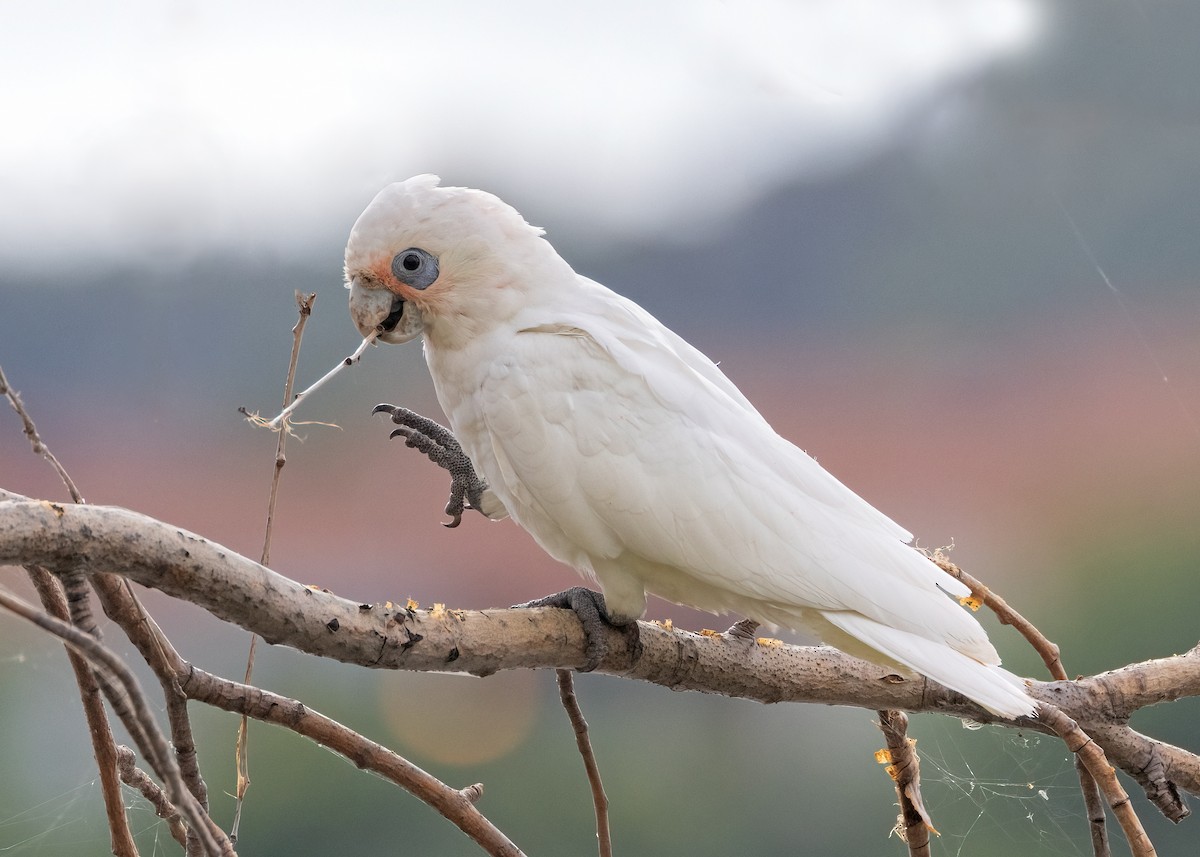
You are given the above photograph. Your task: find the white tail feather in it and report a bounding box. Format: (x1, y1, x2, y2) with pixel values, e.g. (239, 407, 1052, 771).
(823, 612, 1036, 719)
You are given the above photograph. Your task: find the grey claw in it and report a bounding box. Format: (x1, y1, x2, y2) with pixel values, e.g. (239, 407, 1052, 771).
(375, 403, 490, 529)
(515, 587, 642, 670)
(725, 618, 759, 640)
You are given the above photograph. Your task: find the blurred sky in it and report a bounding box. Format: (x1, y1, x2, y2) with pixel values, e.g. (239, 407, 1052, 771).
(3, 2, 1200, 855)
(1, 0, 1039, 266)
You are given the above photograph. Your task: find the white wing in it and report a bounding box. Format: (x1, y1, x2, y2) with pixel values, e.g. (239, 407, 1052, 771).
(473, 279, 994, 659)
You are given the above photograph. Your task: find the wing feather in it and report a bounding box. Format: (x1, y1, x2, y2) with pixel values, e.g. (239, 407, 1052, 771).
(471, 285, 990, 663)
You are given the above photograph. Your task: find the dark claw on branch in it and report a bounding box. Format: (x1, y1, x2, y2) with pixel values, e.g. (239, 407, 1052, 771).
(725, 618, 759, 640)
(514, 586, 643, 671)
(373, 403, 490, 528)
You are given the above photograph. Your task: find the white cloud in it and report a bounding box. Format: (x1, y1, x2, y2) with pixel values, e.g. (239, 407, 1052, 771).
(0, 0, 1041, 269)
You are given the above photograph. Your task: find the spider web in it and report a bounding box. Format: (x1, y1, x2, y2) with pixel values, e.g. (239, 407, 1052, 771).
(0, 777, 176, 855)
(907, 720, 1090, 857)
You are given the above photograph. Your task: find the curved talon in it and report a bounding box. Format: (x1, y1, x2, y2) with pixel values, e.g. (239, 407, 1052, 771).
(443, 492, 467, 528)
(375, 403, 490, 529)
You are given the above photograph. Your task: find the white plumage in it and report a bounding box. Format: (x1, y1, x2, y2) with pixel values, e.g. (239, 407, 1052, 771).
(345, 175, 1034, 719)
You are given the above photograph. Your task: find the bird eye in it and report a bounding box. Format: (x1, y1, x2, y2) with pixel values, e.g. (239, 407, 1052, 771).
(391, 247, 439, 290)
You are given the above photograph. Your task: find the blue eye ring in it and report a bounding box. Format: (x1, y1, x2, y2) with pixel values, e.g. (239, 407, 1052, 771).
(391, 248, 439, 290)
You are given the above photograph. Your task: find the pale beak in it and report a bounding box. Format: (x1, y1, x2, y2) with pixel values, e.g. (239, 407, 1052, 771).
(348, 276, 423, 344)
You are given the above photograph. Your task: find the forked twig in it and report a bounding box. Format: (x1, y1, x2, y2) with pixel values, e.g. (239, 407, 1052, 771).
(1038, 703, 1156, 857)
(556, 670, 612, 857)
(4, 360, 213, 839)
(0, 587, 233, 856)
(25, 567, 139, 857)
(3, 364, 138, 854)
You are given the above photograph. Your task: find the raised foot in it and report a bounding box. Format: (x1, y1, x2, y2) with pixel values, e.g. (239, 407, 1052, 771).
(514, 586, 642, 671)
(373, 404, 489, 528)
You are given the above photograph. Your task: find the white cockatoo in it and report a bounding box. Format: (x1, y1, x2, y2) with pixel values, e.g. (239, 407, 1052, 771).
(345, 175, 1035, 719)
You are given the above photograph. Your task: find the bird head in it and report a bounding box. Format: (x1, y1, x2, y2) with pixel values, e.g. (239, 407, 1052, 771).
(345, 175, 561, 351)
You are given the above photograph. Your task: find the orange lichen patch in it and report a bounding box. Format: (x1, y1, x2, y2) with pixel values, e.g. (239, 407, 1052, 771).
(959, 594, 984, 611)
(431, 602, 466, 621)
(406, 598, 420, 610)
(699, 628, 721, 637)
(756, 637, 784, 648)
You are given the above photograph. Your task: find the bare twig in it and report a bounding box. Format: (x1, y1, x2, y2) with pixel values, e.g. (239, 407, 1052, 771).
(116, 745, 189, 848)
(556, 669, 612, 857)
(0, 363, 84, 503)
(933, 549, 1112, 856)
(259, 292, 315, 567)
(3, 362, 211, 826)
(181, 665, 524, 857)
(1038, 702, 1156, 857)
(233, 291, 317, 841)
(89, 574, 210, 815)
(931, 551, 1063, 684)
(3, 364, 140, 855)
(876, 710, 931, 857)
(26, 567, 139, 857)
(246, 329, 378, 430)
(0, 586, 234, 856)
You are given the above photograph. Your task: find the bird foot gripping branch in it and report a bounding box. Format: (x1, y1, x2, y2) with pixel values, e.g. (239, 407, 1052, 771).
(514, 587, 644, 672)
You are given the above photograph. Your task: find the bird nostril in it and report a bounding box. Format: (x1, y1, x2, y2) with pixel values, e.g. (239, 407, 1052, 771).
(381, 298, 405, 332)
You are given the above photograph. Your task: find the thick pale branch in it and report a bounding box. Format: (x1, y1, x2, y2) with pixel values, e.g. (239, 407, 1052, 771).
(0, 496, 1008, 712)
(2, 495, 1199, 809)
(1076, 648, 1200, 719)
